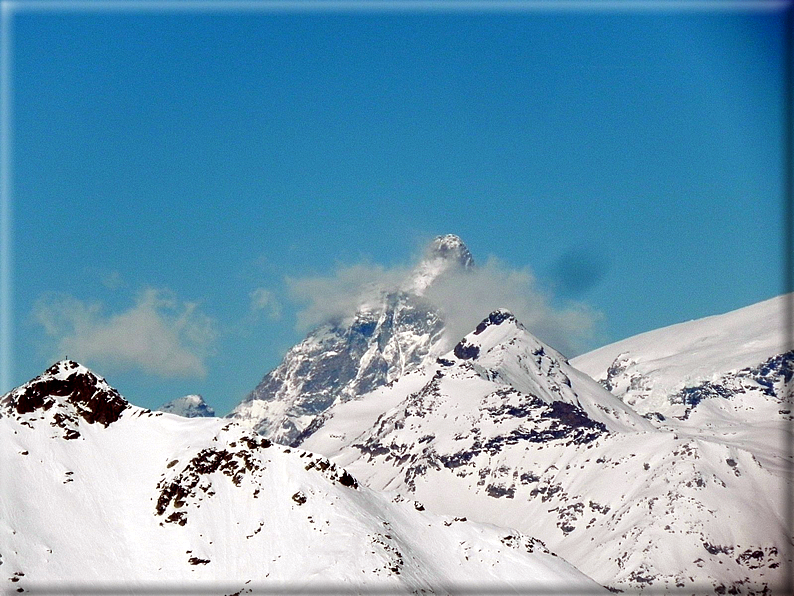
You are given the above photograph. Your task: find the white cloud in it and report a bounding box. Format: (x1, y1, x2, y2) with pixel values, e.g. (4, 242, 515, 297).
(33, 288, 216, 378)
(249, 288, 282, 320)
(284, 255, 601, 357)
(424, 257, 601, 357)
(286, 263, 410, 330)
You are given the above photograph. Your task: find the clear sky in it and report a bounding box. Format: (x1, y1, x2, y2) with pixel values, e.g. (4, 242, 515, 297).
(4, 1, 789, 415)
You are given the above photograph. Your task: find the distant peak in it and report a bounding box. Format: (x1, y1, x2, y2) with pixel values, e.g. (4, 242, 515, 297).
(158, 394, 216, 418)
(425, 234, 474, 269)
(409, 235, 474, 294)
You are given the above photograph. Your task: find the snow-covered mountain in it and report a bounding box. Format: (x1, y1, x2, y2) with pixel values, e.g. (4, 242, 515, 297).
(301, 309, 792, 594)
(0, 360, 607, 593)
(571, 294, 793, 473)
(571, 294, 790, 418)
(158, 394, 216, 418)
(228, 234, 474, 445)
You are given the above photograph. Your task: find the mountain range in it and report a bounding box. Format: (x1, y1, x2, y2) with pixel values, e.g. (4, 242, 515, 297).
(300, 302, 791, 593)
(3, 235, 791, 594)
(0, 360, 604, 593)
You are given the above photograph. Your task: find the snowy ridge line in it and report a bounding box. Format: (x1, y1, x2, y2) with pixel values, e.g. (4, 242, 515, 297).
(1, 583, 683, 595)
(14, 582, 785, 595)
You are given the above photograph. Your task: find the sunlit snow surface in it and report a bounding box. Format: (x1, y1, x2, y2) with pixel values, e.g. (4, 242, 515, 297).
(302, 308, 792, 594)
(0, 361, 605, 594)
(571, 294, 788, 415)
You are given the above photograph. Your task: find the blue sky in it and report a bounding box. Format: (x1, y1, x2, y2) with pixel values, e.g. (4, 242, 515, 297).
(4, 2, 789, 415)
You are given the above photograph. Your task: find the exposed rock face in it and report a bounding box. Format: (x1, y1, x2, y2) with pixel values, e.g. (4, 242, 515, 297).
(158, 394, 216, 418)
(1, 360, 129, 439)
(228, 234, 475, 446)
(666, 350, 794, 420)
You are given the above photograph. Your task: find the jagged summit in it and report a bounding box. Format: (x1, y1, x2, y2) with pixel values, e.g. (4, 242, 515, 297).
(229, 235, 478, 445)
(410, 234, 474, 293)
(1, 360, 129, 438)
(425, 234, 474, 268)
(473, 309, 518, 334)
(158, 394, 216, 418)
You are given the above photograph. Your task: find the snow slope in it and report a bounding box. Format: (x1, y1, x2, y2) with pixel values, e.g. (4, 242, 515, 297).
(571, 294, 790, 415)
(571, 294, 793, 475)
(302, 311, 792, 594)
(1, 360, 605, 594)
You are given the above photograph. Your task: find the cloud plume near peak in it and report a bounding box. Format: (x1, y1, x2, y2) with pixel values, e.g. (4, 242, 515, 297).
(33, 288, 216, 378)
(286, 254, 601, 358)
(286, 262, 411, 331)
(425, 257, 601, 357)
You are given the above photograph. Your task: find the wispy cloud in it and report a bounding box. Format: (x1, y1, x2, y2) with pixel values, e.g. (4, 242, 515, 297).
(286, 262, 410, 330)
(285, 254, 601, 357)
(33, 288, 216, 377)
(101, 270, 125, 290)
(249, 287, 282, 320)
(425, 257, 601, 357)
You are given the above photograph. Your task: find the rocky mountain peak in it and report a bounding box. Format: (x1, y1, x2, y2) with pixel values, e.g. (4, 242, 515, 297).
(158, 394, 216, 418)
(1, 361, 129, 438)
(229, 235, 479, 445)
(425, 234, 474, 268)
(409, 234, 474, 293)
(473, 309, 519, 334)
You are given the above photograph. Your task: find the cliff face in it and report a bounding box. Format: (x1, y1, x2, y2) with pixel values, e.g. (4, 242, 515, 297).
(227, 235, 473, 445)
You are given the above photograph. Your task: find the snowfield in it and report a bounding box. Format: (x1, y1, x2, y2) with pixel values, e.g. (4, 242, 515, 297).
(1, 361, 605, 594)
(571, 294, 789, 416)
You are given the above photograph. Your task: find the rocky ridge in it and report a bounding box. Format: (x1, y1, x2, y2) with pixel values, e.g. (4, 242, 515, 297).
(227, 234, 474, 445)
